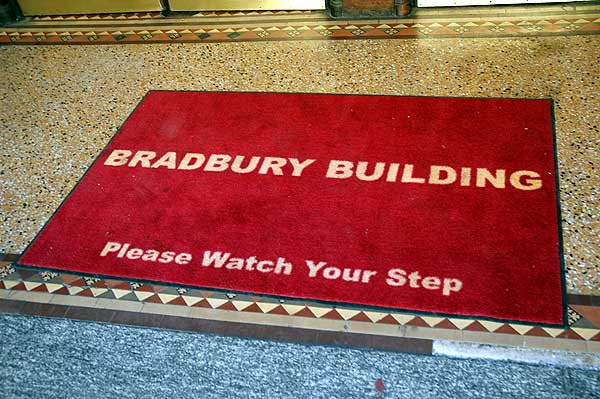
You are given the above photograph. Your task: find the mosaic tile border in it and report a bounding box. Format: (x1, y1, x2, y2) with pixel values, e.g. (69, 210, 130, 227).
(30, 12, 164, 21)
(1, 260, 599, 353)
(29, 10, 315, 21)
(2, 9, 599, 44)
(0, 297, 434, 354)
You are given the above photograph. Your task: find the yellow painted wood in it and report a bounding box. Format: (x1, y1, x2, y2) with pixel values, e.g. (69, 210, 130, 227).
(17, 0, 164, 16)
(169, 0, 326, 11)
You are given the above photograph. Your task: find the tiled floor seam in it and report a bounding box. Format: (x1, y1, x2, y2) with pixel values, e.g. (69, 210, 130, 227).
(1, 12, 599, 43)
(20, 12, 597, 25)
(0, 297, 433, 354)
(4, 18, 600, 29)
(1, 288, 599, 353)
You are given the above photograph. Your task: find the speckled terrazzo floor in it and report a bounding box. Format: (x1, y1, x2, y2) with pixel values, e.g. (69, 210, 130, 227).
(0, 35, 598, 295)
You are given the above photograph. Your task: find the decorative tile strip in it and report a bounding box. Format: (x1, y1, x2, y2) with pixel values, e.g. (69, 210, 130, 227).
(2, 264, 599, 343)
(31, 13, 163, 21)
(1, 17, 598, 44)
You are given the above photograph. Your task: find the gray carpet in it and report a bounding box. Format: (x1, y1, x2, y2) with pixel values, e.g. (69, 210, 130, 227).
(0, 313, 598, 398)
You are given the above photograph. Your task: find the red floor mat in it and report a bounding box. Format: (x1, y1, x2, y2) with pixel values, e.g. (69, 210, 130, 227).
(18, 91, 566, 325)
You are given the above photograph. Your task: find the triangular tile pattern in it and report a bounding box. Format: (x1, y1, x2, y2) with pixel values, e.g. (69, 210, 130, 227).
(0, 17, 598, 44)
(568, 307, 583, 325)
(525, 327, 553, 338)
(32, 12, 162, 21)
(464, 321, 488, 332)
(571, 305, 600, 328)
(2, 265, 600, 343)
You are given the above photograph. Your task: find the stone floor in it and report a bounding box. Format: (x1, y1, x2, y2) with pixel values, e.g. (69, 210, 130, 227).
(1, 313, 599, 399)
(0, 2, 599, 357)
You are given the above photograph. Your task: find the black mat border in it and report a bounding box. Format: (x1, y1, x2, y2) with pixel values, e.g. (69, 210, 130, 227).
(15, 90, 568, 328)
